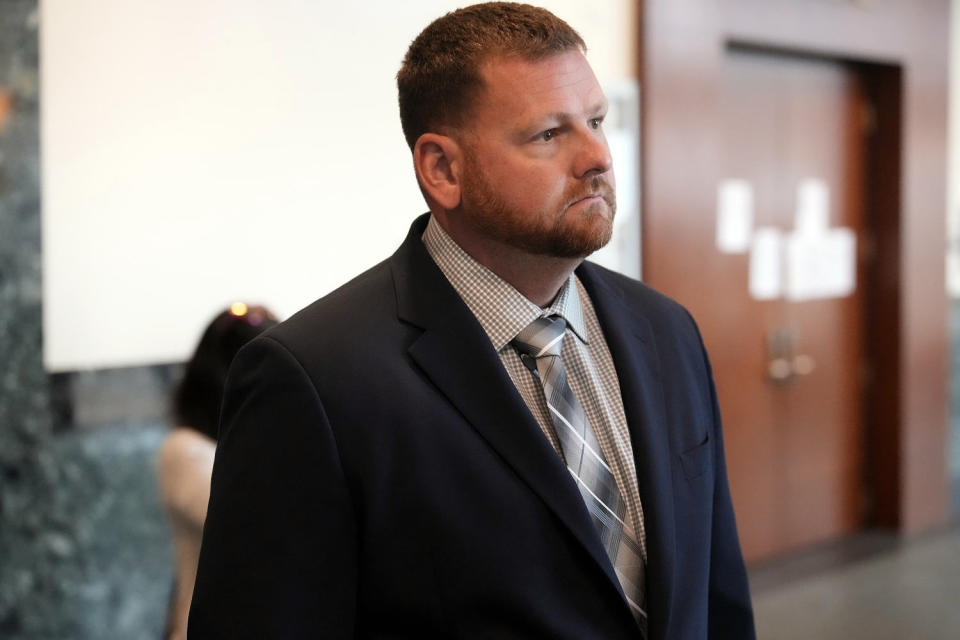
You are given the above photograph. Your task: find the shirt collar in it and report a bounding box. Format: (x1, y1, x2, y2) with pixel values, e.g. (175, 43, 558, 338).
(421, 214, 589, 352)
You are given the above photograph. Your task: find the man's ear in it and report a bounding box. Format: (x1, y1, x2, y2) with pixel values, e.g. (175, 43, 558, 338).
(413, 133, 462, 211)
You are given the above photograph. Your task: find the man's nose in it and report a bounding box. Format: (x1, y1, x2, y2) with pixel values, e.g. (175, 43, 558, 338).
(573, 129, 613, 179)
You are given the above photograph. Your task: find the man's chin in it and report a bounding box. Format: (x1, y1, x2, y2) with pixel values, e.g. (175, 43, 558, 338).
(543, 216, 614, 259)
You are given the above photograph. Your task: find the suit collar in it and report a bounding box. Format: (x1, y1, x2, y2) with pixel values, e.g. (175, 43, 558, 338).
(390, 215, 461, 331)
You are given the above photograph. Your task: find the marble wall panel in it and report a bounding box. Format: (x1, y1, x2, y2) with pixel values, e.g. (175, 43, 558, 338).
(1, 3, 174, 637)
(0, 1, 54, 635)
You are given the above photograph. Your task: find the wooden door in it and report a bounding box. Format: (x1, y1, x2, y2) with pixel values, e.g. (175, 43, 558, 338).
(707, 49, 869, 561)
(641, 0, 950, 542)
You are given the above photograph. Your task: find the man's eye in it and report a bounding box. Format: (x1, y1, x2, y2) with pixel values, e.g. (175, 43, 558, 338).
(589, 117, 603, 130)
(540, 129, 556, 142)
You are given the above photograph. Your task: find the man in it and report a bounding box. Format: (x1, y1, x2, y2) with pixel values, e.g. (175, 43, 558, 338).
(189, 3, 755, 639)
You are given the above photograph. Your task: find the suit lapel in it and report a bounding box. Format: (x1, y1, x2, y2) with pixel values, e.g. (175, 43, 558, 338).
(577, 262, 678, 635)
(390, 216, 627, 606)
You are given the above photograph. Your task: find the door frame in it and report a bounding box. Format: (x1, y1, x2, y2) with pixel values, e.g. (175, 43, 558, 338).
(639, 0, 950, 534)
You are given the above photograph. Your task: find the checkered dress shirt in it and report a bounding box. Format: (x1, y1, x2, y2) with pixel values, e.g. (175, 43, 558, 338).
(421, 215, 647, 562)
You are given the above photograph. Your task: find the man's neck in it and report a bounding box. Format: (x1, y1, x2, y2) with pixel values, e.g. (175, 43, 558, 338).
(473, 245, 579, 308)
(435, 215, 582, 308)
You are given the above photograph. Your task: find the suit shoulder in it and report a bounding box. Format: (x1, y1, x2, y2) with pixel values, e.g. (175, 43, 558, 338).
(580, 261, 695, 326)
(264, 258, 395, 349)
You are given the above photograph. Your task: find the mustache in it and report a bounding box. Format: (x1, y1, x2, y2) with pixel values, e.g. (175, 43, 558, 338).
(565, 176, 616, 209)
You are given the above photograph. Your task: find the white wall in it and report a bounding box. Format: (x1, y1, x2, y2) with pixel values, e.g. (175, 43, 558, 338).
(41, 0, 637, 371)
(949, 0, 960, 297)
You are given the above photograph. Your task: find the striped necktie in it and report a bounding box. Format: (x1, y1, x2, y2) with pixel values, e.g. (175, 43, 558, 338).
(513, 315, 647, 634)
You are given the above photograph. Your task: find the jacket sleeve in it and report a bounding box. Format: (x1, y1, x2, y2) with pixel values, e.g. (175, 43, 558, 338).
(699, 333, 757, 639)
(188, 335, 358, 638)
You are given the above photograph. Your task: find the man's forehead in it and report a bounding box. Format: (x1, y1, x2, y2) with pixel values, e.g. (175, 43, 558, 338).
(479, 50, 592, 81)
(476, 51, 606, 112)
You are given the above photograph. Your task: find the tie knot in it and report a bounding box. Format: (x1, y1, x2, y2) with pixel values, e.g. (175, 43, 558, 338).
(512, 315, 567, 364)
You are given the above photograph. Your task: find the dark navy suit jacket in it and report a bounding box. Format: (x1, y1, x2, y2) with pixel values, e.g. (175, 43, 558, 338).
(189, 215, 755, 639)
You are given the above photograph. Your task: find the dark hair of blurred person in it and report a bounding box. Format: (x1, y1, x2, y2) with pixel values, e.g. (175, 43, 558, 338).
(173, 304, 278, 441)
(157, 303, 278, 640)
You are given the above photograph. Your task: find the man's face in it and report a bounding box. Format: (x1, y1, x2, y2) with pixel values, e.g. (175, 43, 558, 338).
(456, 50, 616, 259)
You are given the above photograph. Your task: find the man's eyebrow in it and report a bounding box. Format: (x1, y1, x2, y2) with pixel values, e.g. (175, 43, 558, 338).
(541, 102, 609, 123)
(588, 100, 610, 116)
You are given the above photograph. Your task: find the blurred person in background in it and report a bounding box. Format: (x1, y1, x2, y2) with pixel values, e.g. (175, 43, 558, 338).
(156, 303, 278, 640)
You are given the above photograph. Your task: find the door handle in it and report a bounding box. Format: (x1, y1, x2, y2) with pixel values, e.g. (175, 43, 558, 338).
(767, 329, 795, 384)
(792, 354, 816, 376)
(766, 329, 815, 384)
(768, 357, 793, 381)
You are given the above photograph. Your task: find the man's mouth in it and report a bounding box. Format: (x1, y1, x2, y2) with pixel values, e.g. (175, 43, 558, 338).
(569, 189, 613, 208)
